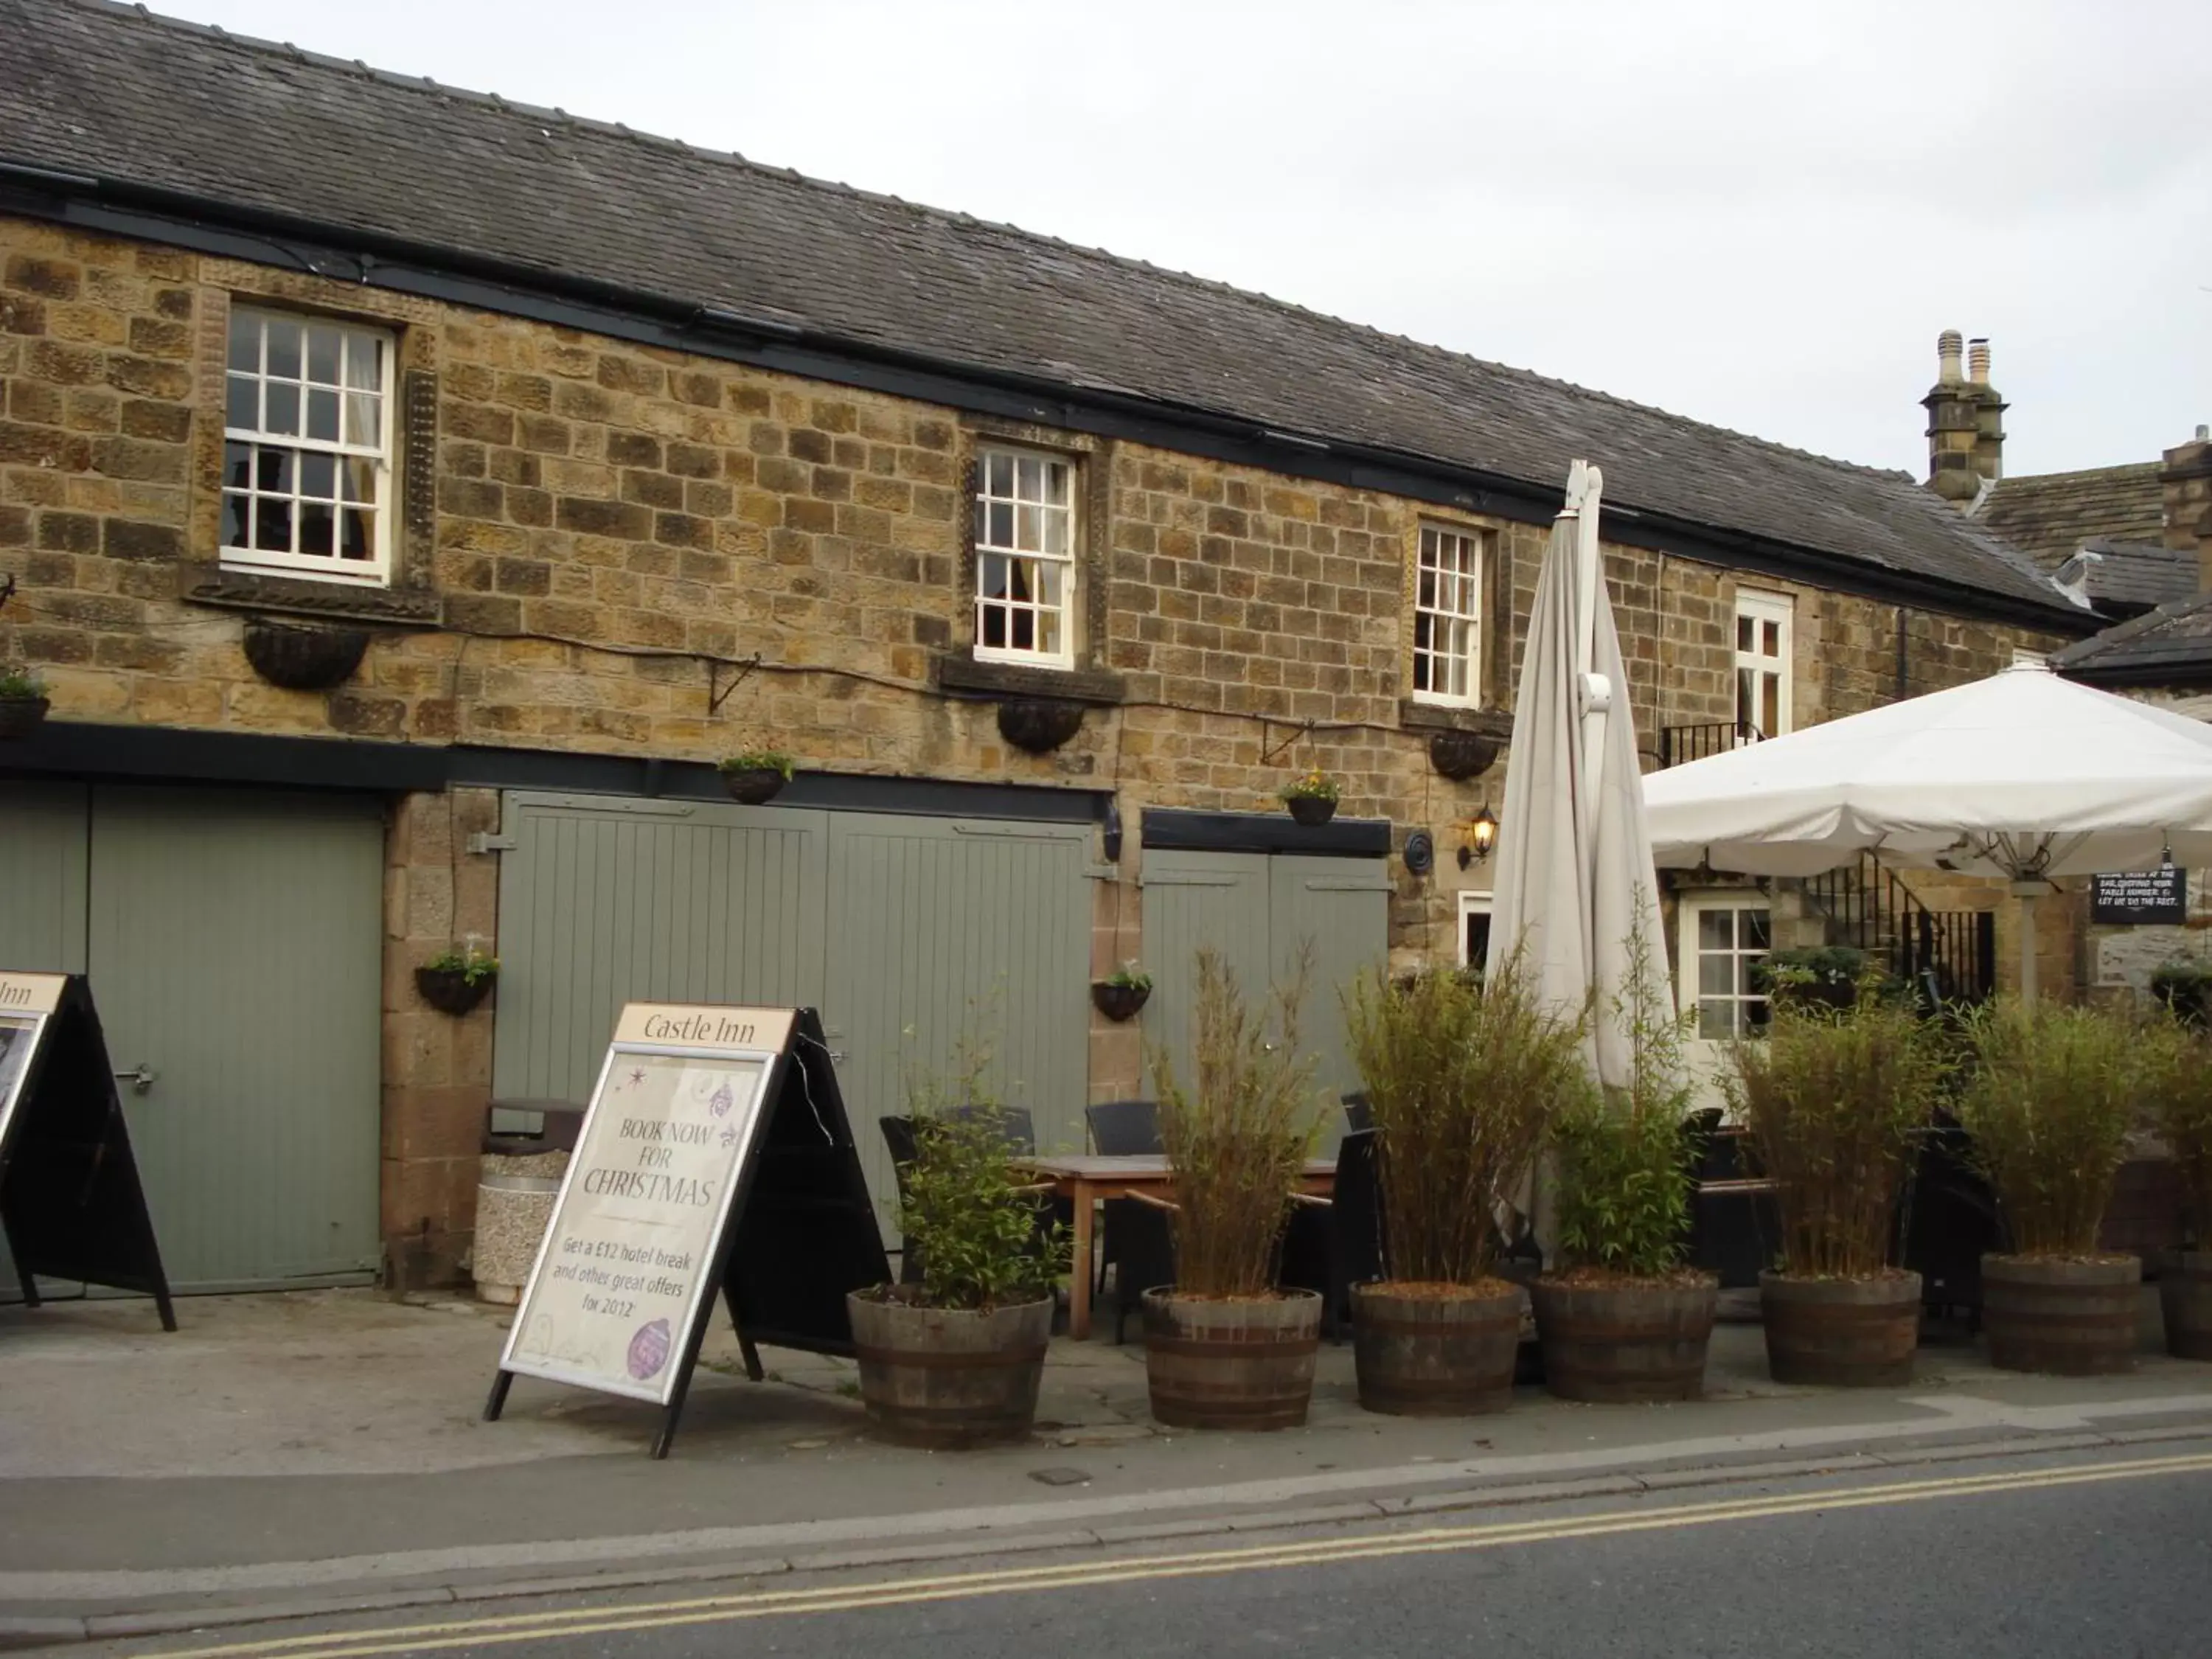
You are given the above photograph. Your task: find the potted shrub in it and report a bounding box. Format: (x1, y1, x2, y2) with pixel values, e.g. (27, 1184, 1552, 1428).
(1280, 768, 1339, 827)
(1957, 998, 2143, 1374)
(1091, 961, 1152, 1023)
(0, 667, 51, 742)
(1342, 956, 1585, 1414)
(847, 1062, 1068, 1448)
(1729, 976, 1947, 1385)
(1753, 945, 1896, 1012)
(1534, 936, 1717, 1402)
(415, 939, 498, 1015)
(718, 749, 795, 805)
(1143, 947, 1325, 1430)
(2138, 1016, 2212, 1360)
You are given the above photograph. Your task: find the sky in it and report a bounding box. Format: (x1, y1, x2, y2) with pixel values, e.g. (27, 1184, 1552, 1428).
(162, 0, 2211, 480)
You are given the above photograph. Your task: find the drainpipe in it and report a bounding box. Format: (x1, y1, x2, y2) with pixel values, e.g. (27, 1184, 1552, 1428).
(1893, 608, 1910, 700)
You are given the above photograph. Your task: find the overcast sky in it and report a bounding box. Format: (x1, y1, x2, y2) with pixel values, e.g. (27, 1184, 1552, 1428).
(168, 1, 2209, 480)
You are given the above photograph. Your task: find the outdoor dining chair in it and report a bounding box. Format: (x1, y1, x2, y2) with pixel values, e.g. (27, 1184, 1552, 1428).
(1279, 1127, 1385, 1342)
(1084, 1099, 1170, 1343)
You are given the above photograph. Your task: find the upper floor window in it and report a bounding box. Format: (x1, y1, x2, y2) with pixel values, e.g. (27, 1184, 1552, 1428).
(1734, 589, 1792, 738)
(222, 308, 394, 585)
(1413, 525, 1484, 706)
(973, 447, 1075, 667)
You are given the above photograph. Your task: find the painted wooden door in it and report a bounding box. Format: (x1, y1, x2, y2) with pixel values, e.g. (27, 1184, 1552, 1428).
(1270, 855, 1396, 1113)
(1, 785, 383, 1293)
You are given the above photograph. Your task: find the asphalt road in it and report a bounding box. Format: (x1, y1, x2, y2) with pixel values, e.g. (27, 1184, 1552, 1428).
(122, 1444, 2212, 1659)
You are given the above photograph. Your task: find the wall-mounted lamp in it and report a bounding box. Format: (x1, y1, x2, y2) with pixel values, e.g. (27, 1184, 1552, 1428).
(1457, 804, 1499, 869)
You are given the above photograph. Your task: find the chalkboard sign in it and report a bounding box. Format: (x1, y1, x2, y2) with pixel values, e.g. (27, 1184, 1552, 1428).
(2091, 866, 2188, 925)
(0, 970, 175, 1329)
(484, 1003, 888, 1457)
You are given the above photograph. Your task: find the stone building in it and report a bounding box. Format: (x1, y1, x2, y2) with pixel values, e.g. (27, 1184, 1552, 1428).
(0, 0, 2085, 1290)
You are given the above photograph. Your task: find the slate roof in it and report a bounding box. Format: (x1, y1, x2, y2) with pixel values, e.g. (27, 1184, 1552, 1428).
(0, 0, 2078, 619)
(2056, 538, 2197, 614)
(2056, 589, 2212, 684)
(1972, 463, 2167, 568)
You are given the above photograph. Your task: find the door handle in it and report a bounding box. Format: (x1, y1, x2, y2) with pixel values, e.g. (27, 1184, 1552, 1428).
(827, 1051, 848, 1064)
(115, 1064, 156, 1094)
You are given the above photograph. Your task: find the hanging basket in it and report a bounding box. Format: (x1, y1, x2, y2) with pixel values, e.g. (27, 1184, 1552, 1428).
(1091, 980, 1152, 1023)
(720, 768, 787, 805)
(1285, 795, 1337, 827)
(415, 965, 495, 1016)
(0, 695, 51, 742)
(996, 698, 1087, 754)
(242, 618, 372, 691)
(1427, 729, 1498, 782)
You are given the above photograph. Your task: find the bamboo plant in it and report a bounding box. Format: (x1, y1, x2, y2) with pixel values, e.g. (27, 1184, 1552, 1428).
(1147, 947, 1323, 1298)
(2135, 1014, 2212, 1251)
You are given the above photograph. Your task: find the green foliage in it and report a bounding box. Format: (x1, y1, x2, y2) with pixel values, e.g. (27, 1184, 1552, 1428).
(0, 667, 47, 700)
(1150, 946, 1324, 1298)
(1753, 946, 1903, 1011)
(718, 749, 796, 779)
(1550, 922, 1697, 1279)
(1101, 961, 1153, 992)
(425, 942, 498, 985)
(2135, 1015, 2212, 1249)
(1344, 953, 1590, 1284)
(900, 1032, 1068, 1312)
(1280, 767, 1340, 803)
(1729, 992, 1947, 1277)
(1956, 997, 2141, 1257)
(2149, 960, 2212, 1031)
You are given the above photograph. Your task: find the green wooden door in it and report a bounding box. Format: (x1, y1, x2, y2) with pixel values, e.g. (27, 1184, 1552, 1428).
(825, 814, 1093, 1234)
(1270, 855, 1396, 1112)
(1137, 849, 1272, 1107)
(490, 793, 830, 1104)
(87, 787, 384, 1290)
(1, 785, 383, 1294)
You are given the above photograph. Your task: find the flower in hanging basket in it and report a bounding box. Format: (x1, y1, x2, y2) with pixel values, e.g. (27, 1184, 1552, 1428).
(1281, 768, 1340, 826)
(416, 942, 499, 1015)
(1091, 961, 1154, 1022)
(0, 667, 51, 742)
(718, 748, 796, 804)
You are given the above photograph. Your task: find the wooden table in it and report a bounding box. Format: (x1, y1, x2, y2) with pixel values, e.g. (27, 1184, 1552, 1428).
(1016, 1154, 1337, 1340)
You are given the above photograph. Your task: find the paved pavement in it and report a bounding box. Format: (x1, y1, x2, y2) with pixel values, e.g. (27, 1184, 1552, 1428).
(1, 1287, 2209, 1646)
(59, 1440, 2212, 1658)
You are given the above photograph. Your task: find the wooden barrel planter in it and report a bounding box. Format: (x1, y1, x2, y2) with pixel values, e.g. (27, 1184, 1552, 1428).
(1142, 1287, 1321, 1430)
(1529, 1274, 1717, 1403)
(2159, 1251, 2212, 1362)
(1759, 1270, 1921, 1387)
(1352, 1280, 1521, 1416)
(1981, 1253, 2139, 1375)
(846, 1290, 1053, 1448)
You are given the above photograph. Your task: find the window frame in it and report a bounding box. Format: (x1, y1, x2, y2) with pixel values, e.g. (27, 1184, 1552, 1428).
(1733, 588, 1794, 739)
(1411, 523, 1486, 709)
(970, 442, 1079, 671)
(1456, 890, 1493, 973)
(220, 305, 397, 588)
(1675, 892, 1773, 1042)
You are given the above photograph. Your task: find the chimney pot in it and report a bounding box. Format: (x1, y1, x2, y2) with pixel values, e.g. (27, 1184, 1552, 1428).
(2199, 424, 2209, 442)
(1937, 330, 1964, 383)
(1968, 338, 1992, 386)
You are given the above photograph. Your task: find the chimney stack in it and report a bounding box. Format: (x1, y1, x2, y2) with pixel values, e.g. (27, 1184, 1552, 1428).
(2162, 425, 2212, 591)
(1923, 330, 1980, 504)
(1967, 337, 2005, 484)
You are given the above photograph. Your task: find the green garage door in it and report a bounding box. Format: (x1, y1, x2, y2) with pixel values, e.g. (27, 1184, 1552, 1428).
(1140, 849, 1392, 1133)
(492, 793, 1093, 1235)
(0, 784, 384, 1295)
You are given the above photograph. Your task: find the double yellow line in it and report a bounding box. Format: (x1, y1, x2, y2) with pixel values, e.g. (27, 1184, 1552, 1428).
(153, 1450, 2212, 1658)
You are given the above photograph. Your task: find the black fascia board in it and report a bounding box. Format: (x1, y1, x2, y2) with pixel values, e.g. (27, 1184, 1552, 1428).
(0, 162, 2089, 636)
(1141, 807, 1391, 858)
(1, 720, 448, 790)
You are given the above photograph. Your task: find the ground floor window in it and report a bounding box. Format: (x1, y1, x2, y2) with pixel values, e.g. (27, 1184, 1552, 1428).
(1458, 890, 1492, 972)
(1677, 895, 1771, 1038)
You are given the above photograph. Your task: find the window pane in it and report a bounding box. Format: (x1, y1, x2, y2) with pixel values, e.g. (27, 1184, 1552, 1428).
(1007, 558, 1034, 604)
(1763, 619, 1780, 656)
(979, 604, 1006, 649)
(987, 451, 1012, 496)
(1037, 563, 1062, 607)
(341, 459, 375, 504)
(307, 325, 341, 386)
(1036, 609, 1061, 655)
(343, 333, 381, 392)
(978, 554, 1007, 600)
(1699, 999, 1735, 1040)
(253, 448, 294, 493)
(341, 507, 374, 561)
(1043, 461, 1071, 507)
(226, 374, 258, 431)
(1737, 614, 1753, 652)
(1412, 647, 1432, 693)
(1762, 675, 1779, 737)
(307, 388, 340, 443)
(265, 319, 302, 380)
(265, 382, 299, 438)
(221, 491, 249, 548)
(1418, 568, 1436, 608)
(298, 500, 335, 557)
(254, 495, 293, 552)
(1743, 909, 1772, 949)
(987, 501, 1013, 549)
(1042, 506, 1068, 555)
(1011, 607, 1035, 651)
(300, 453, 336, 500)
(1699, 954, 1735, 997)
(1698, 909, 1733, 950)
(344, 392, 380, 448)
(1737, 669, 1755, 728)
(223, 440, 253, 490)
(1015, 455, 1043, 500)
(1015, 504, 1040, 552)
(227, 312, 260, 372)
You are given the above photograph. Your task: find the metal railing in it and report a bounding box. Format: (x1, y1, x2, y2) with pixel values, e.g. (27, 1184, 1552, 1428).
(1657, 720, 1762, 769)
(1804, 853, 1996, 1006)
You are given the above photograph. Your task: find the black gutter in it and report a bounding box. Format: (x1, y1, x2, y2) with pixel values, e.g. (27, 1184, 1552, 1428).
(0, 161, 2090, 636)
